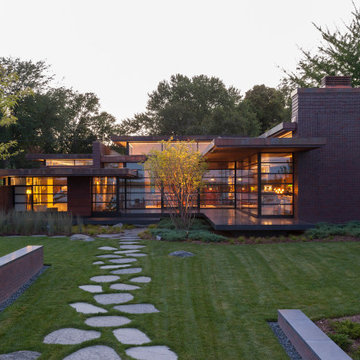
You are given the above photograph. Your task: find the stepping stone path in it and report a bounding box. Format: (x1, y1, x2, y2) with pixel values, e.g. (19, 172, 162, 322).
(130, 276, 151, 283)
(100, 264, 131, 269)
(94, 293, 134, 305)
(43, 328, 100, 344)
(79, 285, 103, 293)
(111, 267, 142, 274)
(92, 261, 104, 265)
(85, 315, 131, 327)
(98, 246, 118, 250)
(113, 328, 151, 345)
(90, 275, 119, 283)
(0, 351, 41, 360)
(126, 345, 178, 360)
(120, 245, 145, 249)
(109, 258, 137, 264)
(110, 283, 140, 291)
(41, 228, 178, 359)
(114, 304, 159, 314)
(63, 345, 121, 360)
(70, 302, 107, 314)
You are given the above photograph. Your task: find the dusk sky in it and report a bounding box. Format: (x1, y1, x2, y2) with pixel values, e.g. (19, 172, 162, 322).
(1, 0, 355, 122)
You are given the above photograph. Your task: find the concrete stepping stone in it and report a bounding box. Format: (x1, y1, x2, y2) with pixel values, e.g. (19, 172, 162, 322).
(96, 254, 122, 258)
(130, 276, 151, 283)
(128, 253, 147, 257)
(70, 302, 107, 314)
(90, 275, 120, 283)
(113, 328, 151, 345)
(118, 241, 140, 244)
(93, 261, 104, 265)
(100, 264, 131, 269)
(79, 285, 103, 293)
(114, 304, 159, 314)
(70, 234, 94, 242)
(110, 283, 140, 291)
(126, 346, 177, 360)
(109, 258, 137, 264)
(114, 250, 140, 254)
(94, 293, 134, 305)
(43, 328, 100, 344)
(85, 315, 131, 327)
(97, 234, 122, 238)
(120, 245, 145, 249)
(98, 246, 118, 251)
(63, 345, 121, 360)
(111, 268, 142, 275)
(0, 351, 41, 360)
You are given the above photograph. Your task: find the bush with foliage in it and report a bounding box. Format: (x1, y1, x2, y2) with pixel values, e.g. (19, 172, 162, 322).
(332, 320, 360, 340)
(329, 333, 352, 351)
(306, 221, 360, 239)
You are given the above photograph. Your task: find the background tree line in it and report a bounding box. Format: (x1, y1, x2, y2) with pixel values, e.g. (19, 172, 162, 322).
(1, 3, 359, 167)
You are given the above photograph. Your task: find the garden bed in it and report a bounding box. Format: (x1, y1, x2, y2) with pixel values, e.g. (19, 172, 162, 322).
(316, 315, 360, 359)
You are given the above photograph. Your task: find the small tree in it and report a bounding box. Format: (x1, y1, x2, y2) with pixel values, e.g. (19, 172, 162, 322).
(144, 139, 207, 230)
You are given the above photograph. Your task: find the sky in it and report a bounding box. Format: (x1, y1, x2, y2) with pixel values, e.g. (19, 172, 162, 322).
(1, 0, 356, 123)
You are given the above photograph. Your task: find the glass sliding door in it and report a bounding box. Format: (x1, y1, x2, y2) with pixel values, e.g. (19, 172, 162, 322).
(260, 153, 293, 216)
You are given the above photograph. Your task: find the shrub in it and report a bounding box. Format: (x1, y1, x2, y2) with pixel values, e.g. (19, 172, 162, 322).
(332, 320, 360, 339)
(188, 230, 227, 242)
(329, 333, 352, 351)
(237, 236, 246, 243)
(306, 221, 360, 239)
(150, 228, 187, 241)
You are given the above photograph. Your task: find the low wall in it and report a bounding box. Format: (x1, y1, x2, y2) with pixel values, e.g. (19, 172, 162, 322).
(0, 246, 44, 305)
(278, 309, 351, 360)
(0, 186, 14, 212)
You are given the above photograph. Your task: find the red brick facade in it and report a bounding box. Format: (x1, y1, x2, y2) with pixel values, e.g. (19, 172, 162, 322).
(67, 176, 92, 216)
(0, 246, 43, 305)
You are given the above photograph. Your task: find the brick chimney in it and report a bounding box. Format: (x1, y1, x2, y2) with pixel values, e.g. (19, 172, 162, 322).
(321, 75, 352, 88)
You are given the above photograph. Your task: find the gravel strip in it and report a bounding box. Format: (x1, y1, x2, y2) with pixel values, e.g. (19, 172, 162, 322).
(268, 322, 302, 360)
(0, 266, 49, 313)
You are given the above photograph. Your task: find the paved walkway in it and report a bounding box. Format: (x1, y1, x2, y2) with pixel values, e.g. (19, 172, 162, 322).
(44, 228, 177, 360)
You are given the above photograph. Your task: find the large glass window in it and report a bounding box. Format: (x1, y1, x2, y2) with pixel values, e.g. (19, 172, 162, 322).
(13, 177, 68, 212)
(126, 163, 161, 209)
(260, 153, 293, 216)
(46, 159, 93, 166)
(200, 162, 235, 208)
(236, 155, 258, 215)
(92, 177, 120, 212)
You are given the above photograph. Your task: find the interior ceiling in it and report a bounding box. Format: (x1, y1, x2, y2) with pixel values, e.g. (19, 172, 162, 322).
(204, 147, 310, 161)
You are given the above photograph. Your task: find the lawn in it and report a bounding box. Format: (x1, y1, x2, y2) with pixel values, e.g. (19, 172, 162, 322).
(1, 236, 360, 359)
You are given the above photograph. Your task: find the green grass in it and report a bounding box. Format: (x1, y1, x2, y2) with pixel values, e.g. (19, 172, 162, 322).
(1, 238, 360, 359)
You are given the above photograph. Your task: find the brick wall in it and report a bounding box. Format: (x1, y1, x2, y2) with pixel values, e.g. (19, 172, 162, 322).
(0, 247, 43, 305)
(293, 88, 360, 223)
(67, 177, 92, 216)
(0, 186, 14, 212)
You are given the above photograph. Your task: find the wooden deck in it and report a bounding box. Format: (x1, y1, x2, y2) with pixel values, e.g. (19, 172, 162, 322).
(200, 209, 314, 231)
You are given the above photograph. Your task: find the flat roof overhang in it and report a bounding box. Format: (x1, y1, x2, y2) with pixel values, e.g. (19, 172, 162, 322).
(0, 168, 138, 178)
(26, 154, 93, 161)
(202, 137, 326, 161)
(111, 135, 216, 147)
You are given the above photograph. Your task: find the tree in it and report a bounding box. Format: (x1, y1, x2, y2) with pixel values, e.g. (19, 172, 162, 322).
(0, 66, 30, 160)
(144, 139, 207, 230)
(282, 2, 360, 89)
(243, 85, 290, 133)
(119, 74, 260, 136)
(0, 58, 119, 167)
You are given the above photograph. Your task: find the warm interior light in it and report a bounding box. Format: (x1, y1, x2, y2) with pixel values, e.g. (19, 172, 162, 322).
(264, 185, 272, 192)
(274, 187, 285, 194)
(26, 189, 32, 195)
(210, 178, 215, 181)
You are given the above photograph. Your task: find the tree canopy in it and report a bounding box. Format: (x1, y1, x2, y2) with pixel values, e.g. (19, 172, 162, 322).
(0, 57, 120, 167)
(282, 3, 360, 89)
(118, 74, 261, 137)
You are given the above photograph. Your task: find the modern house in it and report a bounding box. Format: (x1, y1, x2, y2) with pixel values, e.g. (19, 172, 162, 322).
(0, 76, 359, 230)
